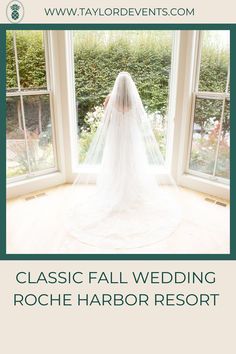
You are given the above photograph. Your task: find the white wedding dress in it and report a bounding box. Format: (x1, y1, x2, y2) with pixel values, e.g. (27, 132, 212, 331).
(66, 72, 181, 248)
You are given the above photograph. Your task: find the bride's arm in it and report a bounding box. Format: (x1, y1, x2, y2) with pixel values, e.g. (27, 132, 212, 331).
(103, 94, 111, 108)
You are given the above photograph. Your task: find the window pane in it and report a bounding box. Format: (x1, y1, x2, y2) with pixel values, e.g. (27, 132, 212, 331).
(6, 31, 18, 91)
(198, 31, 230, 92)
(7, 96, 29, 178)
(16, 31, 47, 90)
(73, 30, 173, 162)
(215, 99, 230, 179)
(189, 98, 223, 175)
(23, 95, 55, 173)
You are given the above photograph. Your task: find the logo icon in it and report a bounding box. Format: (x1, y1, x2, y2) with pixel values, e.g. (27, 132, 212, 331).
(6, 1, 24, 23)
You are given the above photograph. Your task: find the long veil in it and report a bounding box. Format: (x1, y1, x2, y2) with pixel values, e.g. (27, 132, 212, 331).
(66, 72, 181, 249)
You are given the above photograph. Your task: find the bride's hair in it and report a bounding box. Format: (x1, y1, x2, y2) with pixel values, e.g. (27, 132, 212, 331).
(112, 72, 132, 112)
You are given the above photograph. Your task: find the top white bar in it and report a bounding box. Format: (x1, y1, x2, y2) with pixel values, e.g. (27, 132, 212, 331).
(0, 0, 236, 24)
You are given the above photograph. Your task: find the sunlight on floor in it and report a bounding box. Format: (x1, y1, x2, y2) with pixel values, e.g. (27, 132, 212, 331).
(7, 184, 230, 254)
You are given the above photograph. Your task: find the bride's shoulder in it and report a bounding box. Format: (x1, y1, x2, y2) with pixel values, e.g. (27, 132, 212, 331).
(103, 93, 111, 108)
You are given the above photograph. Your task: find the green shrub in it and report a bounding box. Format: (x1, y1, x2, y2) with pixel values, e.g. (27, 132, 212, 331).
(6, 30, 230, 177)
(74, 31, 172, 129)
(6, 31, 47, 89)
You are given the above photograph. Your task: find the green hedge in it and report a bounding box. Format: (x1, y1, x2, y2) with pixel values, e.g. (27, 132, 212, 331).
(74, 31, 172, 128)
(6, 31, 47, 90)
(6, 30, 229, 133)
(6, 30, 230, 178)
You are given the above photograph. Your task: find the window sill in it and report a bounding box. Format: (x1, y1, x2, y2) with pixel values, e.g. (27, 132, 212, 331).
(7, 171, 65, 199)
(178, 173, 230, 201)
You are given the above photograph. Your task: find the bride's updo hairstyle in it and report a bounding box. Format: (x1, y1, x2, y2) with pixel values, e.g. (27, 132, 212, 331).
(112, 72, 133, 112)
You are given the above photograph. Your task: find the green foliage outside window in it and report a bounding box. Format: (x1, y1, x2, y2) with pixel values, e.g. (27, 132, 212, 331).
(6, 30, 230, 180)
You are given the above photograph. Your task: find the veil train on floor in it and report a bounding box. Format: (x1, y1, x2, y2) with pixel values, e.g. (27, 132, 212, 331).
(65, 72, 181, 249)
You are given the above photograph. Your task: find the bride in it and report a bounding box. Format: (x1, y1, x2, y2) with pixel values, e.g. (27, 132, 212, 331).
(66, 72, 181, 249)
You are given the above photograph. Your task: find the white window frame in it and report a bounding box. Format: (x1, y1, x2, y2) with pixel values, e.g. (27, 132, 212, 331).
(186, 31, 230, 185)
(67, 30, 180, 183)
(7, 31, 58, 183)
(7, 30, 230, 201)
(7, 31, 67, 199)
(171, 30, 230, 200)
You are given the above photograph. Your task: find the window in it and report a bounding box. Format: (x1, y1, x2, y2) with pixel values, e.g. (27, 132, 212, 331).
(6, 30, 230, 200)
(72, 30, 174, 163)
(6, 31, 57, 182)
(188, 31, 230, 183)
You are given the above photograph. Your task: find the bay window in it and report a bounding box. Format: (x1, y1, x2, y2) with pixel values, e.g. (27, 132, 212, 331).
(187, 31, 230, 183)
(6, 31, 57, 182)
(6, 30, 230, 201)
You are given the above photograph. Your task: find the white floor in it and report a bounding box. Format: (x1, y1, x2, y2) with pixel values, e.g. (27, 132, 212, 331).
(7, 184, 230, 254)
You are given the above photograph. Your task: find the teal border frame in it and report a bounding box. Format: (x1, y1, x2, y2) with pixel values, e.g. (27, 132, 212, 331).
(0, 23, 234, 260)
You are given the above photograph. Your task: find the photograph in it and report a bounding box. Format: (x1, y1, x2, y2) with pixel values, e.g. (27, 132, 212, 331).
(6, 29, 230, 254)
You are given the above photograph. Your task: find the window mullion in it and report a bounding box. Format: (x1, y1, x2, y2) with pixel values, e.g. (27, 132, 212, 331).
(13, 32, 32, 175)
(184, 31, 201, 175)
(13, 32, 20, 91)
(45, 31, 59, 174)
(195, 92, 229, 100)
(194, 31, 203, 92)
(226, 62, 230, 94)
(6, 89, 50, 97)
(212, 98, 226, 177)
(44, 30, 51, 91)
